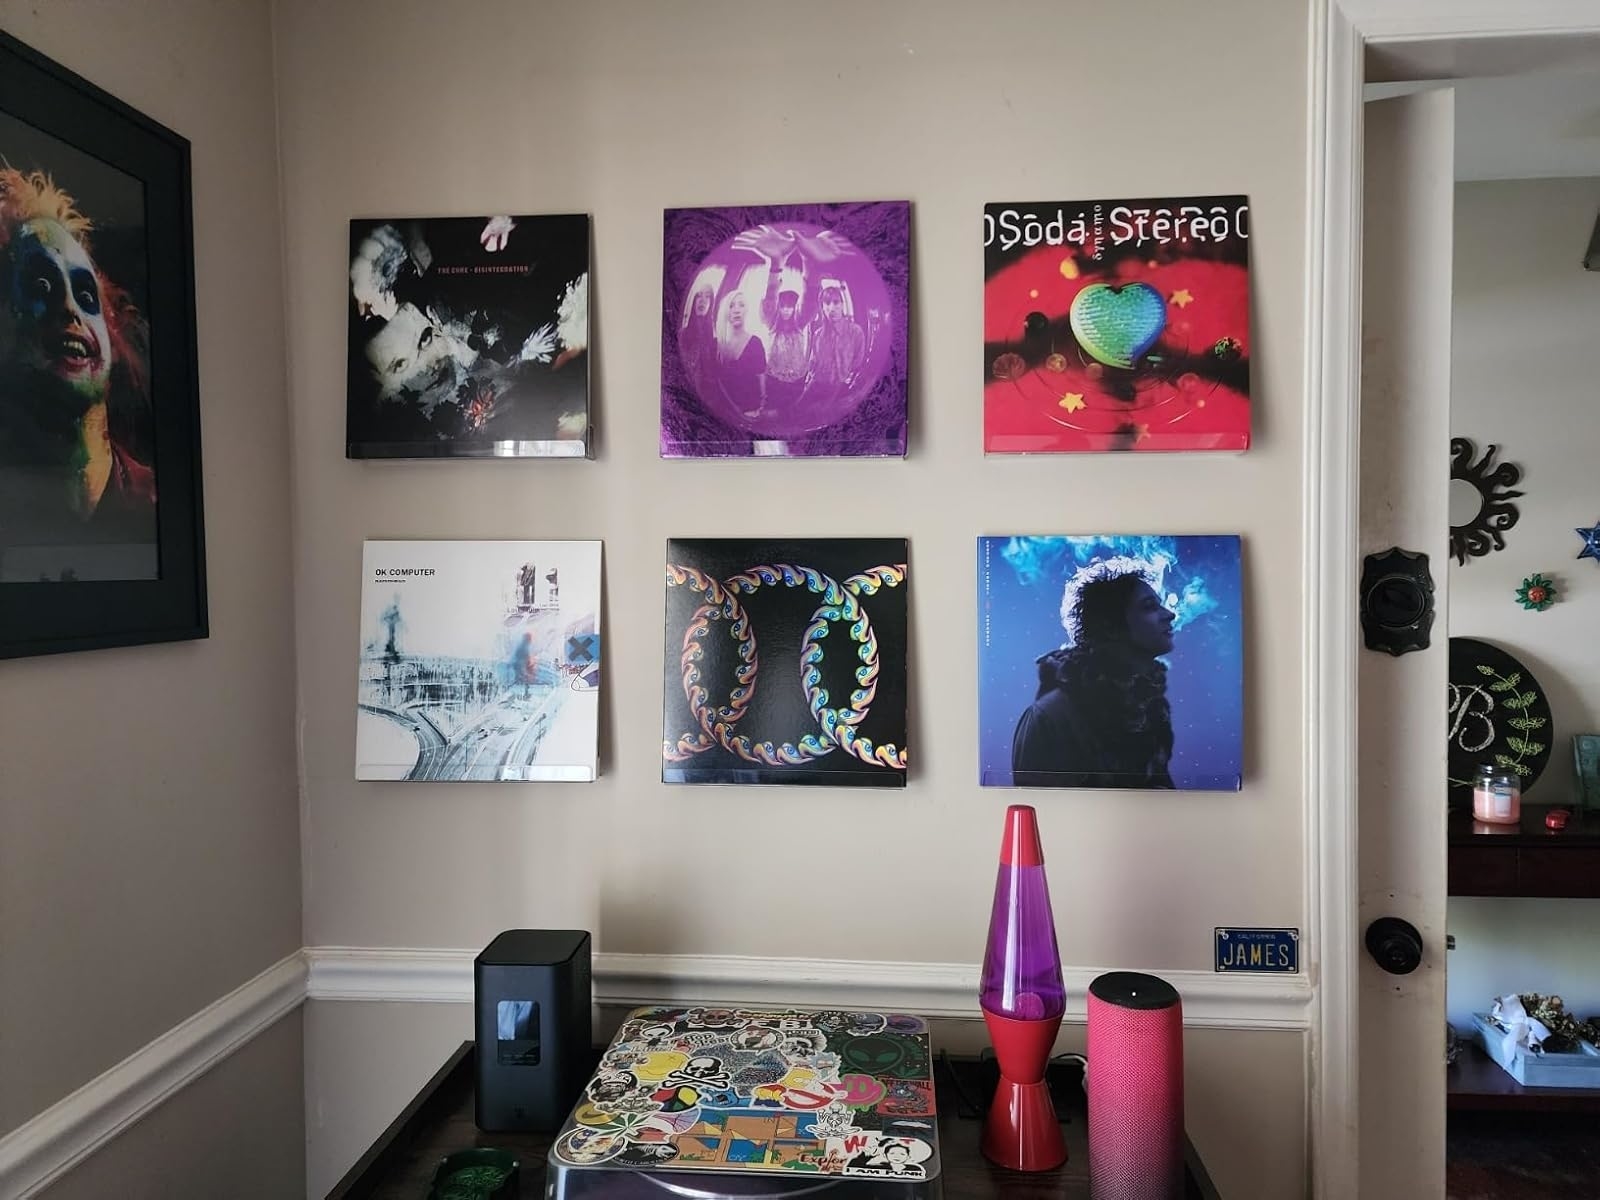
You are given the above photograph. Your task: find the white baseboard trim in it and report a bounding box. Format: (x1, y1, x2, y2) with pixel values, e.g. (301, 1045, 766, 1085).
(0, 951, 306, 1199)
(305, 947, 1312, 1032)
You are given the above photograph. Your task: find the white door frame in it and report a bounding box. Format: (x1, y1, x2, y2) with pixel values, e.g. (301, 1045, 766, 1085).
(1305, 2, 1600, 1196)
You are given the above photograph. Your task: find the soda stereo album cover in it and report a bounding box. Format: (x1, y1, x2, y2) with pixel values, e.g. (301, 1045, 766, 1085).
(356, 540, 600, 782)
(983, 196, 1250, 454)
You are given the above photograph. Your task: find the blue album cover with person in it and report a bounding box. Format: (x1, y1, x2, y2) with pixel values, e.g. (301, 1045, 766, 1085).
(977, 535, 1243, 790)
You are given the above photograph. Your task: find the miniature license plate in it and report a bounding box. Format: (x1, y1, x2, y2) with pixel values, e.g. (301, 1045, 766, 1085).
(1215, 927, 1299, 973)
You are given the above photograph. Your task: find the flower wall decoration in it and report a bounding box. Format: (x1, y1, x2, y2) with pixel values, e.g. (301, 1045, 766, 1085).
(1515, 573, 1557, 612)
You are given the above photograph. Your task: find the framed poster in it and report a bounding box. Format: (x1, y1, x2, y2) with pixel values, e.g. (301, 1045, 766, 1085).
(977, 535, 1244, 789)
(661, 202, 909, 458)
(983, 196, 1251, 453)
(356, 540, 601, 782)
(663, 538, 908, 786)
(0, 32, 206, 657)
(347, 213, 590, 458)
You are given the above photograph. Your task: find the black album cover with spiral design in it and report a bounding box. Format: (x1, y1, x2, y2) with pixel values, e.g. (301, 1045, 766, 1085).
(663, 538, 908, 787)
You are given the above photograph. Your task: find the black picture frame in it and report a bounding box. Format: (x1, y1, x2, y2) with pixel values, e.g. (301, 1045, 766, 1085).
(0, 31, 206, 658)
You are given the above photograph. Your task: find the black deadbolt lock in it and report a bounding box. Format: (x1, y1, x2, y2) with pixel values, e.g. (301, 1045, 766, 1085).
(1365, 917, 1424, 975)
(1360, 548, 1435, 656)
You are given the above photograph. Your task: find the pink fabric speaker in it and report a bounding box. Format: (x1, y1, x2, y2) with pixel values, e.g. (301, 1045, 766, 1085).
(1087, 971, 1184, 1200)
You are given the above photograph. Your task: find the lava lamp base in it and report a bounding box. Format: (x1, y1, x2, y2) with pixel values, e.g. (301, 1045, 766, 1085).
(981, 1076, 1067, 1172)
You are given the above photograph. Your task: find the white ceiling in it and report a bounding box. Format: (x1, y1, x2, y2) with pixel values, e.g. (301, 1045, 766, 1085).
(1369, 67, 1600, 181)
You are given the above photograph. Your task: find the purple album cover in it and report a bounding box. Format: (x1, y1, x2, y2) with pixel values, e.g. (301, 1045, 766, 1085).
(660, 202, 910, 458)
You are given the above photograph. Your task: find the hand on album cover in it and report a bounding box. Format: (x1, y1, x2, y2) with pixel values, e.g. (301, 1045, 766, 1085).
(479, 215, 516, 253)
(730, 223, 796, 261)
(791, 228, 855, 262)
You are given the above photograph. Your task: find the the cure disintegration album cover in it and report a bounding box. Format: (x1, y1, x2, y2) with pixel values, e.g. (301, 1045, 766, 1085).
(983, 196, 1251, 453)
(660, 202, 909, 458)
(977, 535, 1243, 790)
(663, 538, 908, 786)
(0, 111, 158, 580)
(347, 214, 590, 458)
(355, 540, 601, 782)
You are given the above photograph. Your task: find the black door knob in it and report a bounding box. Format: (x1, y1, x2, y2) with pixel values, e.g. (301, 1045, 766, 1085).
(1365, 917, 1424, 975)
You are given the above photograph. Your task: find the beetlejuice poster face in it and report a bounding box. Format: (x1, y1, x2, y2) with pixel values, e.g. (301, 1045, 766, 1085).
(982, 196, 1251, 453)
(355, 540, 601, 782)
(346, 214, 590, 458)
(662, 538, 908, 785)
(660, 202, 909, 458)
(977, 535, 1243, 790)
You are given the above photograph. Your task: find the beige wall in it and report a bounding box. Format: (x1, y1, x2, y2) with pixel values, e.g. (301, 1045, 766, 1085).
(39, 1010, 306, 1200)
(1446, 177, 1600, 1029)
(0, 0, 302, 1157)
(279, 0, 1310, 1192)
(279, 0, 1308, 960)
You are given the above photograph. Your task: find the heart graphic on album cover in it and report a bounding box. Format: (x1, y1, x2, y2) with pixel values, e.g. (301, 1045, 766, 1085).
(1069, 282, 1167, 369)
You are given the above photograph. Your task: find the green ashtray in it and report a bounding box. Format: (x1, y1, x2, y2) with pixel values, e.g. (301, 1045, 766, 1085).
(428, 1148, 520, 1200)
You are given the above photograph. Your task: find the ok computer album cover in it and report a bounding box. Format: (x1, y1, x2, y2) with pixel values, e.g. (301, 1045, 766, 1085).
(355, 540, 600, 782)
(982, 196, 1251, 453)
(977, 535, 1243, 790)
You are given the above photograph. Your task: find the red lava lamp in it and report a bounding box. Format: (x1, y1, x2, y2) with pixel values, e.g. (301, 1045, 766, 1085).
(979, 804, 1068, 1171)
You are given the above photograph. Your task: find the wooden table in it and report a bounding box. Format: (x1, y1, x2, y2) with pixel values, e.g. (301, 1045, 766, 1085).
(1449, 803, 1600, 898)
(330, 1043, 1222, 1199)
(1448, 1042, 1600, 1113)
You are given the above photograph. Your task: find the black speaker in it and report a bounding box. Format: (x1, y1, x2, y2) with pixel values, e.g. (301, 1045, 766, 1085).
(474, 929, 592, 1132)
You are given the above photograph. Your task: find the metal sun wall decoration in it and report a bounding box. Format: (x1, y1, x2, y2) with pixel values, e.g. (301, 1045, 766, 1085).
(1449, 438, 1523, 566)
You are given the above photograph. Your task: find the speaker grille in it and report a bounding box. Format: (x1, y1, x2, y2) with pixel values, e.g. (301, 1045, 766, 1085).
(1087, 974, 1184, 1200)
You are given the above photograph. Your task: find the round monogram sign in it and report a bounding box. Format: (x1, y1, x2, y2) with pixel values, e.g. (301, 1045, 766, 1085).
(1448, 637, 1553, 803)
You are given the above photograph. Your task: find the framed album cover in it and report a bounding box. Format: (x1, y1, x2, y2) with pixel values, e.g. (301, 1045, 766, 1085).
(356, 540, 601, 782)
(661, 202, 909, 458)
(347, 213, 590, 458)
(663, 538, 908, 785)
(983, 196, 1251, 453)
(0, 32, 206, 658)
(977, 535, 1243, 790)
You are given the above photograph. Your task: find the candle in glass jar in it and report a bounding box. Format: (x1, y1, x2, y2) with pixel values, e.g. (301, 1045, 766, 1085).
(1472, 765, 1521, 825)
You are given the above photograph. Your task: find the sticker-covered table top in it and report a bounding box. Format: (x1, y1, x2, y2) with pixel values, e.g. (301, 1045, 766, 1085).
(550, 1006, 940, 1185)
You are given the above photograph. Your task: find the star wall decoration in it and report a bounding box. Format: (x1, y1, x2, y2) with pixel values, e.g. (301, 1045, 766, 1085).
(1577, 521, 1600, 564)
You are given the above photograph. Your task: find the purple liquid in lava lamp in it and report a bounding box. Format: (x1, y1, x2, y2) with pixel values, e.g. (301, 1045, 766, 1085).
(980, 805, 1065, 1020)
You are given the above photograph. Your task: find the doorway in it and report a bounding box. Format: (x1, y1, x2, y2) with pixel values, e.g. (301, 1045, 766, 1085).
(1314, 5, 1600, 1197)
(1433, 72, 1600, 1200)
